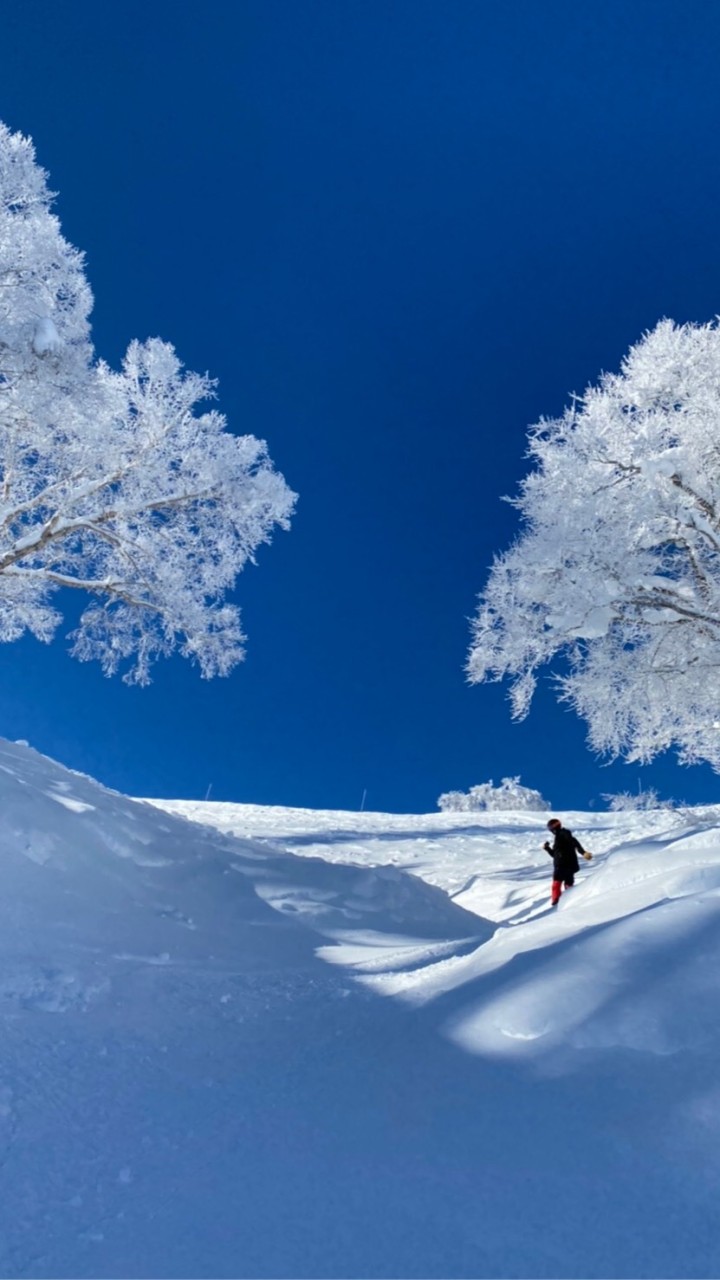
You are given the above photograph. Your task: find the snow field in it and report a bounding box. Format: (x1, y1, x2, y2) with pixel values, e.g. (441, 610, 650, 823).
(0, 742, 716, 1275)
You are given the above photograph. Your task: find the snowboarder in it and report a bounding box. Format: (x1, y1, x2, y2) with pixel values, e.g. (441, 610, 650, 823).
(543, 818, 592, 905)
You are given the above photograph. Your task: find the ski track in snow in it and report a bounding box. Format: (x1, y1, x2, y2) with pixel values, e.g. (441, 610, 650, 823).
(0, 741, 716, 1276)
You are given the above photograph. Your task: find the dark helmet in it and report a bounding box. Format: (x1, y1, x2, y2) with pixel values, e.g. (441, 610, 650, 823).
(547, 818, 562, 831)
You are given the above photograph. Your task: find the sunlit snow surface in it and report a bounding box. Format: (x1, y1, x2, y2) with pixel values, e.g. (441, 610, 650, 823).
(0, 739, 719, 1277)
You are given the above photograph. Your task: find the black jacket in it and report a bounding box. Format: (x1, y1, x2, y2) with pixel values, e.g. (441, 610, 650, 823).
(545, 826, 586, 879)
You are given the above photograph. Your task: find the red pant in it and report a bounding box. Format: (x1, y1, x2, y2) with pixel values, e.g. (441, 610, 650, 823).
(551, 875, 574, 905)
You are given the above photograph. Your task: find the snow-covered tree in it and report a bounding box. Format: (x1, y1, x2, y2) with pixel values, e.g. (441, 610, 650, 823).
(438, 776, 550, 812)
(436, 790, 470, 812)
(0, 123, 295, 684)
(602, 788, 673, 812)
(468, 319, 720, 770)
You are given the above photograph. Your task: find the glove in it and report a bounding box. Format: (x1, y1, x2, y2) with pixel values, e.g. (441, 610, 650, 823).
(582, 850, 593, 861)
(543, 841, 551, 852)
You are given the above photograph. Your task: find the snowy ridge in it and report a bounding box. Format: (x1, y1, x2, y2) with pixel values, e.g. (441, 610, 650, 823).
(0, 743, 719, 1276)
(0, 741, 481, 1012)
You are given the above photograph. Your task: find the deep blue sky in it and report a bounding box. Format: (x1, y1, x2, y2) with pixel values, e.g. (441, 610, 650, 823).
(2, 0, 720, 812)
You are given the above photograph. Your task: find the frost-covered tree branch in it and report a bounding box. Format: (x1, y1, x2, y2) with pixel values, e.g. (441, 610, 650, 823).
(0, 123, 295, 683)
(467, 319, 720, 770)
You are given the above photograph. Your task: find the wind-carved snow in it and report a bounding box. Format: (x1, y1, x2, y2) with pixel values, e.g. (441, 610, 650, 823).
(0, 741, 719, 1276)
(44, 791, 95, 813)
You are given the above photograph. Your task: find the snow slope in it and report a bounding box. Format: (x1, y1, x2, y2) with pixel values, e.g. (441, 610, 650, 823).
(151, 797, 720, 1277)
(0, 739, 719, 1277)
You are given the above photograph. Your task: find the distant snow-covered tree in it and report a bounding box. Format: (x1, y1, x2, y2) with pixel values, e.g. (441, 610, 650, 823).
(602, 788, 673, 812)
(436, 790, 471, 812)
(438, 776, 550, 812)
(468, 319, 720, 771)
(0, 123, 295, 684)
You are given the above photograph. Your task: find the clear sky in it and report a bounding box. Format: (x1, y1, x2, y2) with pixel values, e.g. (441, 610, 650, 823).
(2, 0, 720, 813)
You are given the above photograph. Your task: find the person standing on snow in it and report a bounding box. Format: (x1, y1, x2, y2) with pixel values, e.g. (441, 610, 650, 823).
(543, 818, 592, 906)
